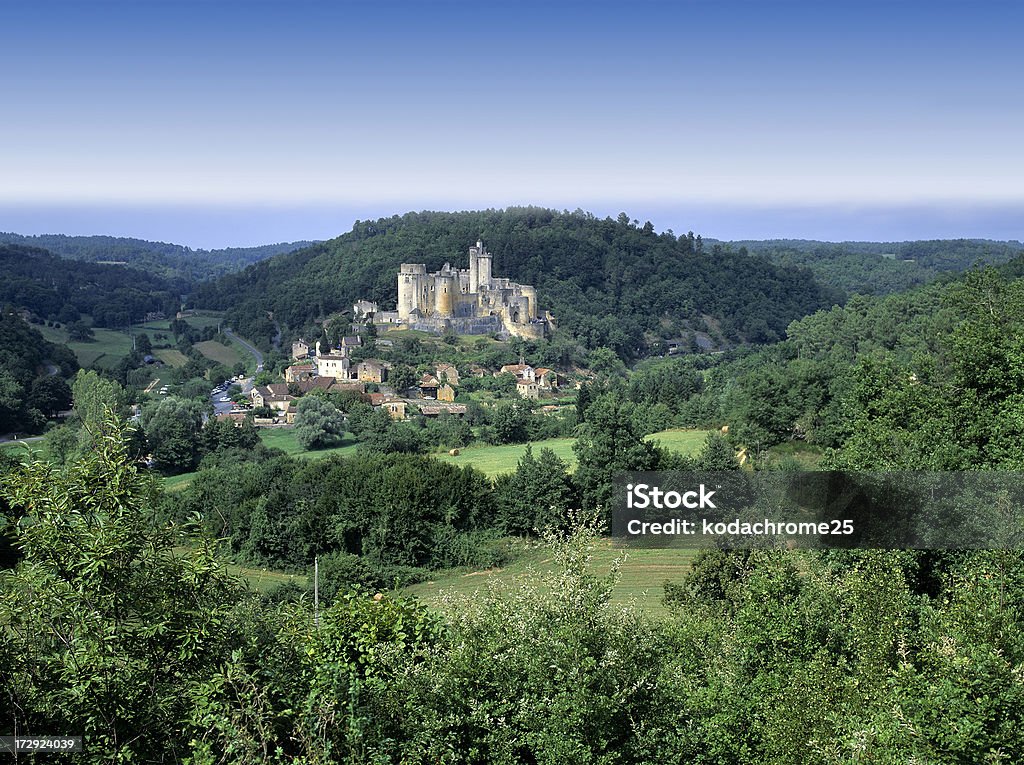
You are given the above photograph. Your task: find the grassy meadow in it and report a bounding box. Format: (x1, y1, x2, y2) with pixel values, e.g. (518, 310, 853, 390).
(437, 428, 711, 477)
(406, 539, 696, 618)
(194, 340, 243, 368)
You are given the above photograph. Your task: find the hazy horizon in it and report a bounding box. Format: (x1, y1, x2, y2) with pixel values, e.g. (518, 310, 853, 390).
(1, 202, 1022, 251)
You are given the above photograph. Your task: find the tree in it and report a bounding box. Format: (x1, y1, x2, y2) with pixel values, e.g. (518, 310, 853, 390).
(497, 445, 577, 534)
(572, 393, 661, 512)
(491, 401, 528, 444)
(135, 332, 152, 355)
(27, 375, 72, 419)
(141, 396, 205, 473)
(294, 395, 345, 450)
(0, 414, 244, 760)
(67, 320, 95, 342)
(389, 363, 417, 395)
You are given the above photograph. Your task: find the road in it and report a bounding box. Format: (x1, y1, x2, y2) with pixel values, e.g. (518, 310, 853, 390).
(224, 328, 264, 372)
(209, 328, 264, 417)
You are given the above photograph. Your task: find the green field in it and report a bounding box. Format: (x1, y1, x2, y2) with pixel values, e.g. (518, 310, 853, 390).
(437, 429, 711, 477)
(226, 561, 309, 595)
(194, 340, 242, 367)
(406, 540, 696, 618)
(161, 429, 361, 493)
(179, 313, 225, 330)
(257, 428, 361, 459)
(646, 428, 711, 454)
(37, 323, 134, 369)
(154, 348, 189, 367)
(438, 437, 578, 476)
(0, 439, 47, 460)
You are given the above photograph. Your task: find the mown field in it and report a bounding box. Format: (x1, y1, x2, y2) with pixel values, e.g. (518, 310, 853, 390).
(437, 437, 578, 476)
(194, 340, 242, 367)
(257, 428, 361, 459)
(406, 540, 696, 618)
(37, 323, 133, 369)
(153, 348, 189, 367)
(437, 428, 711, 477)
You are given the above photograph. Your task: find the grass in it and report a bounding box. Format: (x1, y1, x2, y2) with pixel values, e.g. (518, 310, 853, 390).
(0, 439, 47, 460)
(763, 441, 825, 469)
(161, 429, 362, 493)
(194, 340, 242, 367)
(646, 428, 710, 454)
(37, 323, 134, 369)
(405, 539, 696, 618)
(180, 313, 225, 330)
(226, 561, 309, 595)
(154, 348, 189, 367)
(438, 437, 578, 477)
(437, 428, 711, 477)
(258, 428, 362, 460)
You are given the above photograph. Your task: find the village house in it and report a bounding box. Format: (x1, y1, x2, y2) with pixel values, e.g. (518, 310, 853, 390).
(499, 362, 536, 383)
(341, 335, 363, 350)
(251, 383, 293, 412)
(435, 362, 460, 386)
(516, 378, 540, 400)
(291, 338, 311, 360)
(419, 403, 468, 417)
(535, 367, 560, 390)
(384, 400, 407, 420)
(437, 383, 456, 402)
(419, 374, 440, 399)
(357, 359, 388, 383)
(315, 342, 351, 380)
(285, 362, 316, 383)
(468, 364, 489, 378)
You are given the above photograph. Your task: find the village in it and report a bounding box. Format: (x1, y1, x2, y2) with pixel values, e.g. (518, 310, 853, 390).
(228, 330, 567, 428)
(215, 243, 570, 431)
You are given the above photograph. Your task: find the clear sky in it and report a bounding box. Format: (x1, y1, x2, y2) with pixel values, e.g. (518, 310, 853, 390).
(2, 0, 1022, 247)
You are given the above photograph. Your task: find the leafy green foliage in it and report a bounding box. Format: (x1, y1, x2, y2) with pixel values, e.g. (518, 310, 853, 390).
(294, 394, 346, 449)
(0, 414, 245, 762)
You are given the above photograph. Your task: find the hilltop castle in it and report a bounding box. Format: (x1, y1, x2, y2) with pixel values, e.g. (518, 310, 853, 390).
(354, 240, 550, 339)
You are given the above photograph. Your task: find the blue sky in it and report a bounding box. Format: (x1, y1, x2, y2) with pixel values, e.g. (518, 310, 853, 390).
(2, 0, 1021, 247)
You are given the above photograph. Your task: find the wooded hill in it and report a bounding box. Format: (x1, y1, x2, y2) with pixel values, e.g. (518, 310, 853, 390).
(720, 238, 1024, 296)
(0, 244, 179, 328)
(192, 208, 841, 358)
(0, 232, 315, 282)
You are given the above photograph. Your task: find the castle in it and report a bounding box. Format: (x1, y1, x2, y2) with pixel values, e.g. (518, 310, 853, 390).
(355, 240, 550, 339)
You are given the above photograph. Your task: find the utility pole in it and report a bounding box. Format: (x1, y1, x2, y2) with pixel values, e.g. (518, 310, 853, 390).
(314, 554, 320, 629)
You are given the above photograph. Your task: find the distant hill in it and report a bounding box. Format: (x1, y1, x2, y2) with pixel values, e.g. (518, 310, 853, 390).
(192, 208, 841, 358)
(0, 233, 317, 282)
(709, 238, 1024, 296)
(0, 243, 178, 328)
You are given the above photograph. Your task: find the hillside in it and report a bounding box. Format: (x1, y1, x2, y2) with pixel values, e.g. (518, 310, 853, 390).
(716, 238, 1024, 296)
(192, 208, 841, 357)
(0, 232, 316, 282)
(0, 244, 179, 328)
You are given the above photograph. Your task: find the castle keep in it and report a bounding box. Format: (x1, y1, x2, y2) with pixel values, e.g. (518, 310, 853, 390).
(392, 241, 549, 339)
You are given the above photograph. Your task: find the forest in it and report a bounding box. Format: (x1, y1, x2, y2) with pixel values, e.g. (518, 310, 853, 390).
(0, 233, 314, 281)
(0, 244, 180, 328)
(192, 208, 842, 358)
